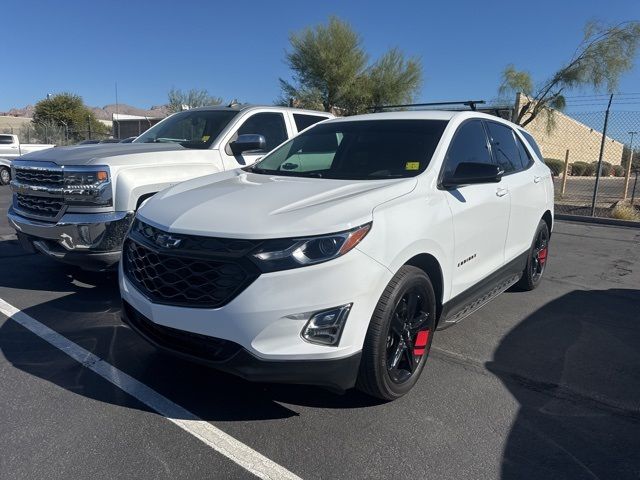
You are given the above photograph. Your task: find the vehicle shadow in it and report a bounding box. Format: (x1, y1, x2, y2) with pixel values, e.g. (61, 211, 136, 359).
(486, 288, 640, 480)
(0, 241, 380, 425)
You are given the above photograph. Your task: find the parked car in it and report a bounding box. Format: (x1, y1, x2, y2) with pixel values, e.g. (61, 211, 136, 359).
(8, 105, 333, 269)
(0, 134, 55, 184)
(119, 110, 554, 400)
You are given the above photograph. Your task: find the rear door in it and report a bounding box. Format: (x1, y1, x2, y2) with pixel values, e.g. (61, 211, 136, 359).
(485, 121, 547, 262)
(441, 119, 511, 298)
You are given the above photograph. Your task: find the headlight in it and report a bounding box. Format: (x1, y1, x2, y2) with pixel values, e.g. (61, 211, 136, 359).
(63, 166, 112, 206)
(252, 223, 371, 272)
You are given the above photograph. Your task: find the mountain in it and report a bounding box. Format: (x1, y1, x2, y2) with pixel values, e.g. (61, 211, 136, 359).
(1, 103, 169, 120)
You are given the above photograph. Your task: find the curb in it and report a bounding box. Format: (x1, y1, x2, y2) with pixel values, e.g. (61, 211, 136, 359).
(556, 214, 640, 228)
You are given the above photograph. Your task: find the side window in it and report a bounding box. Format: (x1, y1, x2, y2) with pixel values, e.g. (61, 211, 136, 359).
(443, 120, 493, 178)
(0, 135, 14, 145)
(486, 122, 521, 174)
(293, 114, 329, 132)
(514, 134, 533, 170)
(237, 112, 288, 151)
(519, 129, 543, 160)
(283, 132, 342, 172)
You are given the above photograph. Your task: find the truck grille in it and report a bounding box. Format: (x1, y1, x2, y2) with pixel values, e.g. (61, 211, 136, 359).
(14, 167, 63, 186)
(15, 193, 64, 219)
(123, 238, 260, 308)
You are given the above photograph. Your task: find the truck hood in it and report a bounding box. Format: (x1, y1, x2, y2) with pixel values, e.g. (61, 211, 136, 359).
(138, 170, 417, 239)
(17, 143, 188, 166)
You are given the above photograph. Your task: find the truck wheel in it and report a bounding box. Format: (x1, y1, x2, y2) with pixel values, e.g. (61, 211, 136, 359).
(0, 167, 10, 185)
(357, 265, 436, 401)
(515, 219, 550, 291)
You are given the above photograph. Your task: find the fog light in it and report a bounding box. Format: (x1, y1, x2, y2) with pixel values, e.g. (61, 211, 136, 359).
(302, 304, 352, 346)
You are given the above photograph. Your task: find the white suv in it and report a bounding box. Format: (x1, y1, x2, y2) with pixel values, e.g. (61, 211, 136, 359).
(119, 110, 554, 401)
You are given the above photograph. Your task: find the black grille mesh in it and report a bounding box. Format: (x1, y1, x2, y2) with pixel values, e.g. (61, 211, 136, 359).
(14, 167, 63, 185)
(123, 239, 259, 308)
(15, 193, 64, 219)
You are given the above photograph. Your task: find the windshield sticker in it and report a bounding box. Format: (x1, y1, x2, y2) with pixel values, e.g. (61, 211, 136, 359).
(201, 135, 210, 142)
(405, 162, 420, 171)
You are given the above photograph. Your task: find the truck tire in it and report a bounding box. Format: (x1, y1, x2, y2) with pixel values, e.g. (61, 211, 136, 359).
(357, 265, 436, 401)
(0, 167, 11, 185)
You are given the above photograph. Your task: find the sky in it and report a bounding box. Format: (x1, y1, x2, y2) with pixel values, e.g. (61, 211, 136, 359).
(1, 0, 639, 113)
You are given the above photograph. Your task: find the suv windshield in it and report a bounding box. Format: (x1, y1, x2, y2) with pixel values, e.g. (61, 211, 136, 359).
(134, 110, 238, 149)
(246, 120, 448, 179)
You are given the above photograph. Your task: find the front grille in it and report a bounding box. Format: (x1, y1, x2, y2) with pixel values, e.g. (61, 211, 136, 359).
(15, 193, 64, 219)
(14, 167, 63, 186)
(123, 238, 260, 308)
(123, 301, 241, 363)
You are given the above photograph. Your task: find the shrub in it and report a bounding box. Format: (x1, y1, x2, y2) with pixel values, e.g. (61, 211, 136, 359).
(613, 165, 625, 177)
(591, 161, 613, 176)
(571, 161, 595, 176)
(611, 202, 640, 221)
(544, 158, 565, 176)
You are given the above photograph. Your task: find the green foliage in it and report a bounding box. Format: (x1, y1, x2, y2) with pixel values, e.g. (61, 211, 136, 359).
(167, 88, 223, 113)
(613, 165, 625, 176)
(280, 16, 422, 115)
(544, 158, 565, 176)
(571, 161, 595, 176)
(32, 92, 108, 143)
(621, 145, 640, 172)
(592, 161, 613, 176)
(499, 21, 640, 128)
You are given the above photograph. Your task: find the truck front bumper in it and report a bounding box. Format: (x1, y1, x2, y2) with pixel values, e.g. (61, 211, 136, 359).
(8, 207, 134, 270)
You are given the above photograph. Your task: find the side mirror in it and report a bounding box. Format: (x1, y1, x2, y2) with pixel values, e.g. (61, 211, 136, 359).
(230, 134, 266, 155)
(442, 162, 504, 188)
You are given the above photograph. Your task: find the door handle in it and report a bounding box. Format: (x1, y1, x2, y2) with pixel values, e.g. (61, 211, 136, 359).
(534, 176, 541, 183)
(496, 188, 508, 197)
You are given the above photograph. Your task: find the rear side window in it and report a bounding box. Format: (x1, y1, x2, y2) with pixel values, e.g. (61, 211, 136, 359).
(443, 120, 493, 178)
(237, 112, 288, 151)
(519, 129, 543, 160)
(514, 135, 533, 169)
(0, 135, 14, 145)
(486, 122, 521, 174)
(293, 113, 329, 132)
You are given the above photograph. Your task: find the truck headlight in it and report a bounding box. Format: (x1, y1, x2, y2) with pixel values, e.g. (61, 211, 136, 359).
(63, 166, 112, 206)
(252, 223, 371, 272)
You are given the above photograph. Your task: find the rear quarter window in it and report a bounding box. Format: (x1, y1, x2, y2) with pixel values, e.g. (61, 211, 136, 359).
(519, 129, 544, 161)
(0, 135, 14, 145)
(293, 113, 330, 132)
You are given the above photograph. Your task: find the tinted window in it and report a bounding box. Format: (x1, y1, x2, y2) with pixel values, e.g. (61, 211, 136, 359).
(293, 113, 329, 132)
(0, 135, 14, 145)
(135, 110, 238, 149)
(519, 129, 543, 160)
(514, 135, 532, 170)
(443, 120, 493, 178)
(249, 120, 448, 180)
(238, 112, 288, 151)
(486, 122, 520, 173)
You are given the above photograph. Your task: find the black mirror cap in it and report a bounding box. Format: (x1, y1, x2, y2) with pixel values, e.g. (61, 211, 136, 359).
(442, 162, 504, 188)
(230, 134, 266, 155)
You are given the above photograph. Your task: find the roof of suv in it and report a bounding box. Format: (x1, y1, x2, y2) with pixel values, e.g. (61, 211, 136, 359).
(184, 104, 332, 116)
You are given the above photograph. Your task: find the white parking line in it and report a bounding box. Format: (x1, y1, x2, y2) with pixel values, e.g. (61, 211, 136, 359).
(0, 298, 302, 480)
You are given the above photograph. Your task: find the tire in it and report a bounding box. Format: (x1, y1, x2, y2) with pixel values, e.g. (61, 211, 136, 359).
(0, 167, 10, 185)
(516, 219, 550, 291)
(357, 265, 437, 401)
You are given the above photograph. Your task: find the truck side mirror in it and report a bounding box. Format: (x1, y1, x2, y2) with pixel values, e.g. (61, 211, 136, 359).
(230, 134, 266, 155)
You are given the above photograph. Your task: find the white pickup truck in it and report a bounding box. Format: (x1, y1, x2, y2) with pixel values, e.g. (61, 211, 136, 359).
(8, 104, 332, 269)
(0, 134, 55, 184)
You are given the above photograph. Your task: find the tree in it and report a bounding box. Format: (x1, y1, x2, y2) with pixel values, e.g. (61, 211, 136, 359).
(279, 17, 422, 115)
(32, 93, 108, 143)
(499, 21, 640, 128)
(622, 145, 640, 172)
(167, 88, 223, 113)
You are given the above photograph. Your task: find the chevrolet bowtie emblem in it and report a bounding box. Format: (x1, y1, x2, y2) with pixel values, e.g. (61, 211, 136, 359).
(155, 233, 182, 248)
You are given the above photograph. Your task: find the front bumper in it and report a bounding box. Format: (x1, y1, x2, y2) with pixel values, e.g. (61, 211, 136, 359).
(8, 207, 134, 270)
(120, 247, 394, 388)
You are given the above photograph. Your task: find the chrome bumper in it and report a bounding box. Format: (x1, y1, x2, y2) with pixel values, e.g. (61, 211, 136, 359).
(8, 207, 134, 269)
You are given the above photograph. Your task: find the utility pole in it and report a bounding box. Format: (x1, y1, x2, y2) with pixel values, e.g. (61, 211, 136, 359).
(87, 116, 92, 140)
(623, 131, 638, 200)
(590, 93, 614, 216)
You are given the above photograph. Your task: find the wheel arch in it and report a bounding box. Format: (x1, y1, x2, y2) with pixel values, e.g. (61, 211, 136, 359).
(542, 210, 553, 235)
(403, 253, 444, 322)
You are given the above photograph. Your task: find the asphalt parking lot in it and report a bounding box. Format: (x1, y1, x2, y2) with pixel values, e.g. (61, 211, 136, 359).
(1, 185, 639, 480)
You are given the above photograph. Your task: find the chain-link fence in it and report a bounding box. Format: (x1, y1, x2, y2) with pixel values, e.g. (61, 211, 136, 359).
(0, 119, 112, 146)
(525, 107, 640, 223)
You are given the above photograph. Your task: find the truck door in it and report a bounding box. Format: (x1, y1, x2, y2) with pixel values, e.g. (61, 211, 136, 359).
(220, 112, 289, 169)
(0, 135, 18, 158)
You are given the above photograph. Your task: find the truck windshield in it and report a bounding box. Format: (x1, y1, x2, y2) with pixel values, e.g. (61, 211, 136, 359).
(134, 110, 238, 149)
(246, 119, 448, 180)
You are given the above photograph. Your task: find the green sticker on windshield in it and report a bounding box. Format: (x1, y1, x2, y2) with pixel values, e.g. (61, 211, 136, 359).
(201, 135, 210, 142)
(405, 162, 420, 171)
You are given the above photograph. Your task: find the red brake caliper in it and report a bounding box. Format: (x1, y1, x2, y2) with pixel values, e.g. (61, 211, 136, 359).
(414, 330, 430, 356)
(538, 247, 548, 265)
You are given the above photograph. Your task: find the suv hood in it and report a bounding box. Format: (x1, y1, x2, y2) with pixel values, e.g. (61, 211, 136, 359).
(17, 143, 189, 166)
(138, 170, 417, 239)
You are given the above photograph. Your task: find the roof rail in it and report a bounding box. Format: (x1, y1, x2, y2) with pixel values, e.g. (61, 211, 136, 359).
(370, 100, 486, 112)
